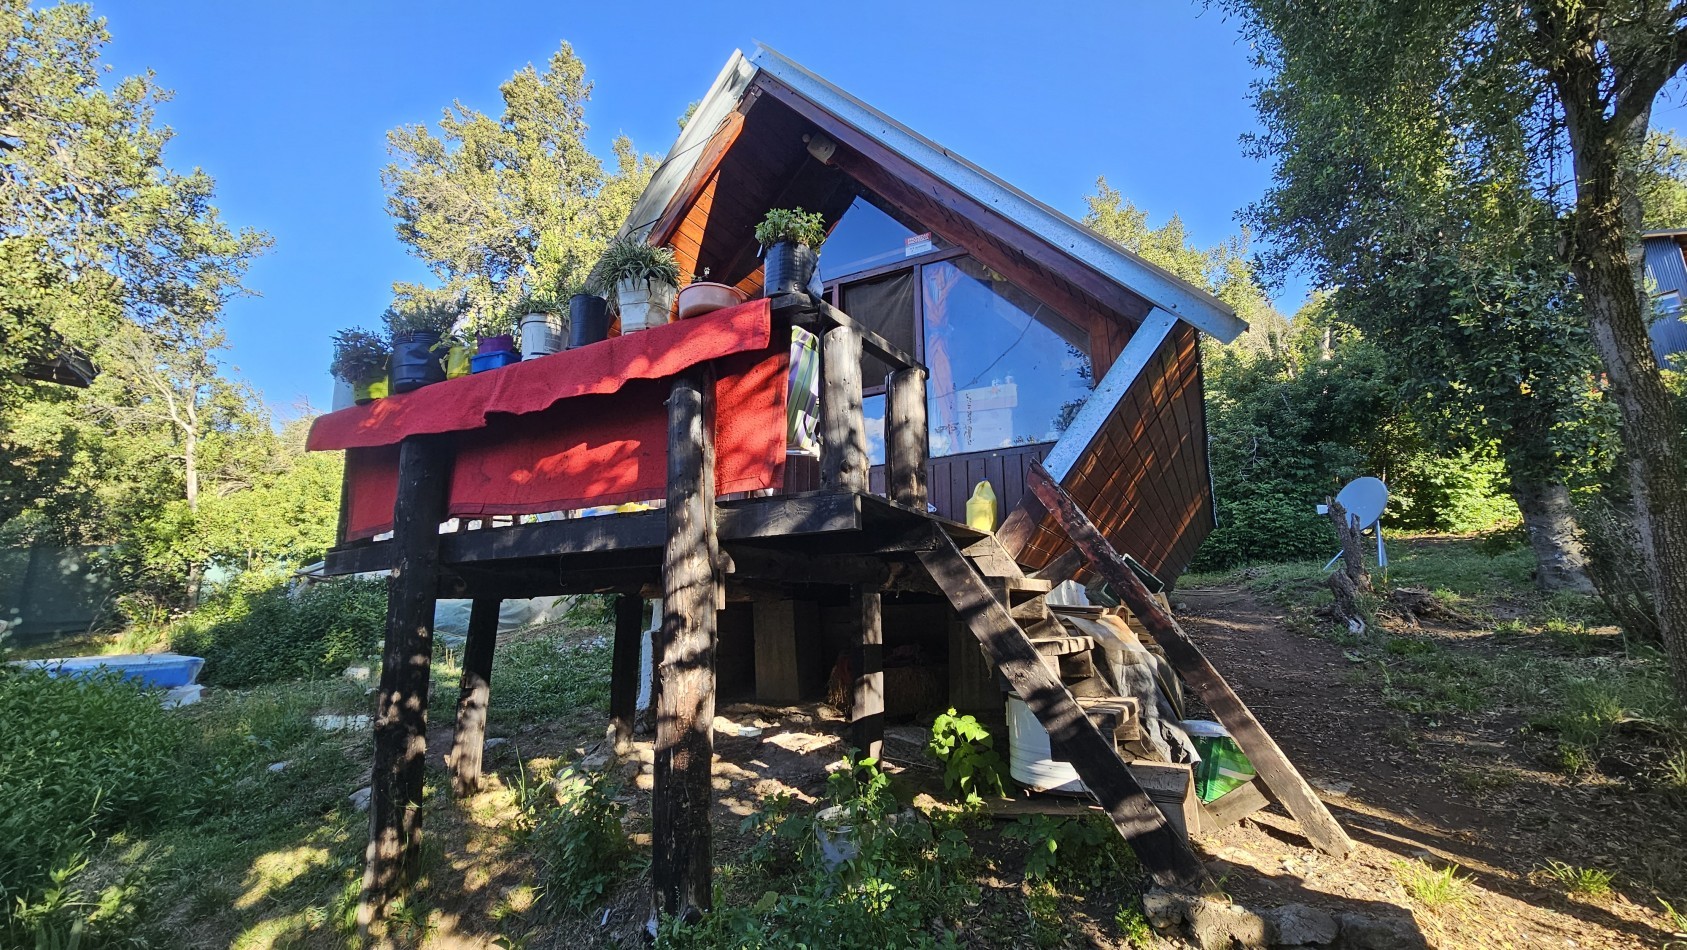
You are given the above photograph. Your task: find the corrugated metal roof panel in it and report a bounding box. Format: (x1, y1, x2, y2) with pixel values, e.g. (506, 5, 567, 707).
(1643, 237, 1687, 296)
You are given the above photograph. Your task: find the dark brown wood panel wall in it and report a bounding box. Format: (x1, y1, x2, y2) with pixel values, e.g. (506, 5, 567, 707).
(868, 442, 1051, 524)
(1019, 323, 1213, 583)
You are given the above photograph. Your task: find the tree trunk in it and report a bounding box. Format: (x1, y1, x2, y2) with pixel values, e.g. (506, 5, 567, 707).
(1327, 500, 1371, 633)
(1510, 478, 1594, 593)
(1561, 99, 1687, 701)
(184, 426, 201, 608)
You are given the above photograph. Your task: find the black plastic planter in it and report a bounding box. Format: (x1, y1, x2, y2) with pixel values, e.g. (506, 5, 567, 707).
(389, 331, 445, 393)
(568, 293, 611, 348)
(763, 242, 818, 297)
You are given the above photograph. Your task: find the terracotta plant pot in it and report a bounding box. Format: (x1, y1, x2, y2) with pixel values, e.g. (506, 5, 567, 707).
(677, 281, 749, 319)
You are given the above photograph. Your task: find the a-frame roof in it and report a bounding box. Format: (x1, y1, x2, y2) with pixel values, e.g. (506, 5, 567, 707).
(618, 45, 1247, 344)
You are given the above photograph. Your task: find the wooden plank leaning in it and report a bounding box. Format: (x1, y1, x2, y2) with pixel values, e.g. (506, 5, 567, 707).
(1024, 460, 1354, 858)
(917, 530, 1213, 892)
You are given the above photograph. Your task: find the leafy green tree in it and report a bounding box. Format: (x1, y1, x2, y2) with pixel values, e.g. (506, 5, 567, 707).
(0, 2, 303, 613)
(1219, 0, 1687, 705)
(1640, 131, 1687, 231)
(382, 42, 655, 334)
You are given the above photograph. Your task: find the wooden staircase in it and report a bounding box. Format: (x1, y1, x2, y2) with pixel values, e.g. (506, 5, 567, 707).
(917, 461, 1355, 893)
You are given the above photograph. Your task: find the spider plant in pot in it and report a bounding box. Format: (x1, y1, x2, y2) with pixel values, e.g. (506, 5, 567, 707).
(600, 238, 680, 333)
(512, 288, 566, 360)
(756, 207, 826, 297)
(330, 327, 391, 405)
(384, 297, 461, 393)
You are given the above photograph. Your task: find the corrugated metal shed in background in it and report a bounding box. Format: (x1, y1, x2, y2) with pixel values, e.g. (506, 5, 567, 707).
(1641, 234, 1687, 367)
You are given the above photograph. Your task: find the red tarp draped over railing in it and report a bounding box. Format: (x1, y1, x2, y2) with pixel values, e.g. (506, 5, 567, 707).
(307, 300, 787, 541)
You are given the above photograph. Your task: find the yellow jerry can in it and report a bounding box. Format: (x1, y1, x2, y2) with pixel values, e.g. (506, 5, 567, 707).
(965, 480, 998, 532)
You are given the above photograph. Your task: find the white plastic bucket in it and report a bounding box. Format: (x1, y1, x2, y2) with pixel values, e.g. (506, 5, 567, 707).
(519, 313, 563, 359)
(616, 278, 676, 333)
(1006, 696, 1085, 793)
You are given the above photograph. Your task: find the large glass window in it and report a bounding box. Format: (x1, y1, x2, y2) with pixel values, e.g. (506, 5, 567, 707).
(922, 258, 1093, 457)
(818, 196, 916, 281)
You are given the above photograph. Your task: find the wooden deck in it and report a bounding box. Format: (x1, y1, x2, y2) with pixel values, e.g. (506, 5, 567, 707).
(321, 489, 987, 601)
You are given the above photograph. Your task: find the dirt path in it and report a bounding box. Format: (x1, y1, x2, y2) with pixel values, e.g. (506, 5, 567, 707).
(1177, 585, 1677, 949)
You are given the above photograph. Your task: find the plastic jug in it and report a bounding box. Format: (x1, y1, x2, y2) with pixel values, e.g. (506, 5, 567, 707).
(965, 480, 998, 532)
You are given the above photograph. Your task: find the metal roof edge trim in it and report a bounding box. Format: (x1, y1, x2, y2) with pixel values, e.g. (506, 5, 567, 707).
(747, 44, 1247, 344)
(616, 51, 757, 243)
(1041, 307, 1180, 482)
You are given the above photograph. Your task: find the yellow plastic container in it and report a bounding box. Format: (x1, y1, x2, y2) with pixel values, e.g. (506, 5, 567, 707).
(965, 480, 998, 532)
(445, 344, 473, 379)
(353, 374, 388, 404)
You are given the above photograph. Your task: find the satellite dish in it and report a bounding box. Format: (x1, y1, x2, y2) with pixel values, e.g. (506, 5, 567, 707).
(1334, 477, 1388, 530)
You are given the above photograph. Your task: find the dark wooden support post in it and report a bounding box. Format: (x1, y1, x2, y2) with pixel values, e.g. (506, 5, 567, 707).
(1025, 461, 1355, 858)
(885, 365, 929, 509)
(449, 597, 500, 797)
(358, 435, 451, 932)
(918, 531, 1212, 892)
(652, 365, 719, 926)
(849, 586, 884, 761)
(821, 325, 869, 493)
(609, 593, 643, 754)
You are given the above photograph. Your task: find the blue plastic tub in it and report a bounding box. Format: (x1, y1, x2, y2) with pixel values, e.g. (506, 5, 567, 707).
(470, 350, 517, 374)
(20, 653, 205, 689)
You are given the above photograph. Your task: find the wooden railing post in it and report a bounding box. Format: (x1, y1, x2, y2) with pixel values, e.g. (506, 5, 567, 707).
(358, 434, 451, 933)
(821, 325, 869, 493)
(449, 597, 500, 797)
(885, 365, 929, 509)
(652, 364, 719, 926)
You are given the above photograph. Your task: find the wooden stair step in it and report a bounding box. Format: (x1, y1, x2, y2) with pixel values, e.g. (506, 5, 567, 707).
(980, 574, 1054, 594)
(1029, 634, 1094, 656)
(1077, 695, 1141, 743)
(1011, 598, 1053, 624)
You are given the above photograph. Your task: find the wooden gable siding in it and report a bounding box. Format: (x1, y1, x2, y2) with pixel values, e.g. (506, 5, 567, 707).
(1018, 322, 1213, 583)
(653, 97, 853, 297)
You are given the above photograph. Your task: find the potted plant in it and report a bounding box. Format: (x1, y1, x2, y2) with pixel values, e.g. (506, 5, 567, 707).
(676, 267, 749, 320)
(443, 330, 474, 379)
(512, 288, 566, 360)
(470, 309, 519, 373)
(755, 207, 826, 297)
(330, 327, 391, 406)
(568, 288, 611, 348)
(599, 237, 681, 333)
(385, 297, 460, 393)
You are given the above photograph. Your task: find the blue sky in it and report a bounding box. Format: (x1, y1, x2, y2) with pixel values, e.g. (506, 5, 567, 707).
(93, 1, 1288, 414)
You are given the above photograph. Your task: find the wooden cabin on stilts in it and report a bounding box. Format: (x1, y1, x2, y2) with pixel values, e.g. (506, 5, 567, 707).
(305, 44, 1351, 934)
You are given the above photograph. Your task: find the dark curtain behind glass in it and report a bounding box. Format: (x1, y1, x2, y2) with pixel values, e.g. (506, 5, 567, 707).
(839, 269, 916, 388)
